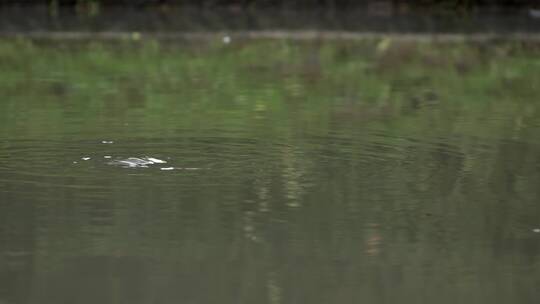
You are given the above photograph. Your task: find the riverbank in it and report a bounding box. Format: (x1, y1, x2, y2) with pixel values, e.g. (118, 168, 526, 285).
(3, 30, 540, 43)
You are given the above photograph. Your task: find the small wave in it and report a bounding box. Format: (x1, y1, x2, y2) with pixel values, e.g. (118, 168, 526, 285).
(107, 157, 168, 168)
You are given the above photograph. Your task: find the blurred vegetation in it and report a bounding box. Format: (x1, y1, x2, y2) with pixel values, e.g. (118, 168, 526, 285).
(1, 37, 539, 140)
(0, 0, 538, 10)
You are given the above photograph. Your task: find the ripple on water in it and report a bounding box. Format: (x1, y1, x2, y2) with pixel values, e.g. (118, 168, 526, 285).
(0, 132, 499, 203)
(0, 136, 280, 195)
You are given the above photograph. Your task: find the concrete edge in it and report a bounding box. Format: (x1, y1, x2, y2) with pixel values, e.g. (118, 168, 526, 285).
(1, 30, 540, 42)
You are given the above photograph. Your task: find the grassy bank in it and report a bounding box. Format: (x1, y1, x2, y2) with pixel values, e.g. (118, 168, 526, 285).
(0, 36, 539, 141)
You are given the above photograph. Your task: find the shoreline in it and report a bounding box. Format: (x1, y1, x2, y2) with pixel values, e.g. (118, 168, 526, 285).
(2, 30, 540, 42)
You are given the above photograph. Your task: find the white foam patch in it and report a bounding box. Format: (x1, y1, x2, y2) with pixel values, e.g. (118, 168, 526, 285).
(160, 167, 175, 171)
(146, 157, 167, 164)
(82, 157, 91, 161)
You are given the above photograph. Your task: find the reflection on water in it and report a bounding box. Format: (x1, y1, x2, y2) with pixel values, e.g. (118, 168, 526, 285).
(1, 38, 540, 304)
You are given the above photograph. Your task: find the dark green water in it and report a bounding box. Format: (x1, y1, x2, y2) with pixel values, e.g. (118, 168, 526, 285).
(1, 37, 540, 304)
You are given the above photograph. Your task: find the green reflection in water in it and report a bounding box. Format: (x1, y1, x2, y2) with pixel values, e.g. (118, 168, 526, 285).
(0, 37, 539, 304)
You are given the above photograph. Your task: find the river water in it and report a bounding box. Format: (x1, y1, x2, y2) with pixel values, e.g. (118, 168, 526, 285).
(0, 37, 539, 303)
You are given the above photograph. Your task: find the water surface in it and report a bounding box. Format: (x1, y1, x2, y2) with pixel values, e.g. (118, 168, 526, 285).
(1, 37, 540, 304)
